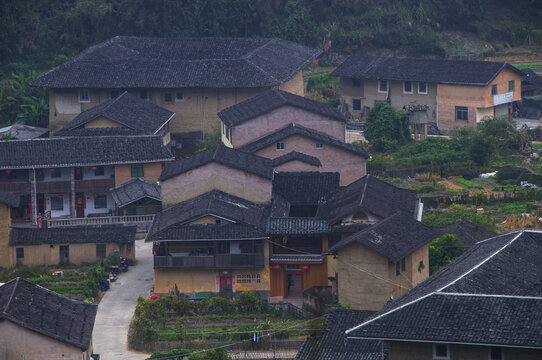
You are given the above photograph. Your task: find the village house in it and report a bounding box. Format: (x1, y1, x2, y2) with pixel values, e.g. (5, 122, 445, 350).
(0, 191, 20, 268)
(146, 190, 269, 297)
(109, 178, 162, 217)
(332, 56, 522, 132)
(219, 89, 369, 185)
(0, 135, 172, 226)
(345, 230, 542, 360)
(54, 91, 174, 146)
(159, 144, 274, 208)
(31, 36, 321, 141)
(0, 278, 97, 359)
(8, 225, 135, 267)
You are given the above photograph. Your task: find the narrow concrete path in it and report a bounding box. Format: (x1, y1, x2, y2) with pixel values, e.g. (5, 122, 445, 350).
(92, 238, 153, 360)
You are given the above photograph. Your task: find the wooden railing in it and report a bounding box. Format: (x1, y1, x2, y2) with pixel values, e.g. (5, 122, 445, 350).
(154, 253, 265, 269)
(47, 214, 155, 228)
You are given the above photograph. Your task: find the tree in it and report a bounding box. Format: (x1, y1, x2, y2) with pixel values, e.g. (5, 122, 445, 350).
(364, 102, 411, 152)
(429, 234, 465, 274)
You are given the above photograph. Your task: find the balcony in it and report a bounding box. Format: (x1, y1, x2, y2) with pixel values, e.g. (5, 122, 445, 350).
(47, 214, 155, 228)
(75, 178, 115, 191)
(153, 253, 265, 269)
(0, 181, 30, 193)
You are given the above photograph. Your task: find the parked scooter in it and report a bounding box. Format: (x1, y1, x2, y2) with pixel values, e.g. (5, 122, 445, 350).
(120, 257, 129, 272)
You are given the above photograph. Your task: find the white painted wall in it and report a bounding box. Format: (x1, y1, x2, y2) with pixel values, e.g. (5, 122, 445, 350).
(81, 165, 115, 180)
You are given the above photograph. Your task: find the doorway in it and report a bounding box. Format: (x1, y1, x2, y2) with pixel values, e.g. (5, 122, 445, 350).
(219, 273, 233, 299)
(75, 193, 85, 218)
(285, 271, 303, 298)
(59, 245, 69, 265)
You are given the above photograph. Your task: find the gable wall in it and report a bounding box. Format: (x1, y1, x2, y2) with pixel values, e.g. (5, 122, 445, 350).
(0, 319, 90, 360)
(386, 244, 429, 301)
(188, 215, 235, 225)
(253, 134, 366, 186)
(84, 116, 123, 128)
(230, 105, 345, 148)
(274, 160, 320, 172)
(160, 162, 272, 208)
(278, 71, 304, 96)
(115, 162, 163, 185)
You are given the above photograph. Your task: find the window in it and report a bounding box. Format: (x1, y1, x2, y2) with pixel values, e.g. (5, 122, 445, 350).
(96, 244, 106, 259)
(164, 93, 173, 102)
(401, 257, 406, 272)
(131, 164, 144, 177)
(16, 247, 24, 259)
(276, 142, 285, 151)
(403, 81, 413, 94)
(176, 92, 184, 101)
(51, 168, 61, 178)
(352, 99, 361, 111)
(352, 78, 361, 87)
(110, 90, 120, 99)
(455, 106, 468, 121)
(94, 166, 104, 176)
(433, 344, 449, 360)
(140, 90, 148, 100)
(395, 262, 400, 275)
(491, 84, 498, 95)
(490, 347, 502, 360)
(315, 143, 323, 149)
(509, 80, 515, 92)
(51, 196, 64, 211)
(94, 195, 107, 209)
(79, 90, 90, 103)
(418, 82, 428, 94)
(378, 80, 388, 93)
(396, 257, 406, 275)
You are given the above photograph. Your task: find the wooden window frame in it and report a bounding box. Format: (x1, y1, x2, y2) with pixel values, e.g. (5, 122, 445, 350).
(352, 99, 362, 112)
(276, 142, 285, 151)
(94, 195, 107, 209)
(455, 106, 469, 121)
(491, 84, 498, 95)
(131, 164, 144, 178)
(79, 90, 90, 103)
(378, 80, 388, 94)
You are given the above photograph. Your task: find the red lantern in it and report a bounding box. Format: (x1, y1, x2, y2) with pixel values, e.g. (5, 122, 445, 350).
(91, 166, 97, 171)
(93, 193, 98, 199)
(57, 194, 63, 200)
(50, 168, 55, 173)
(5, 170, 11, 175)
(273, 265, 281, 270)
(302, 265, 309, 271)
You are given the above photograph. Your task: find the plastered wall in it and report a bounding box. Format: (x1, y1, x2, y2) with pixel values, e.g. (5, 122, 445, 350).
(115, 163, 163, 185)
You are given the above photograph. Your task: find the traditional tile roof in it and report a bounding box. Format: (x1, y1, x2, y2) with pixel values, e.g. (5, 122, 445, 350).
(218, 89, 345, 127)
(270, 254, 323, 262)
(0, 190, 20, 208)
(0, 135, 173, 170)
(53, 127, 137, 137)
(436, 219, 496, 247)
(54, 92, 173, 136)
(0, 124, 48, 140)
(146, 190, 269, 241)
(148, 223, 266, 241)
(0, 278, 97, 350)
(267, 218, 330, 235)
(32, 37, 321, 89)
(332, 56, 523, 86)
(295, 309, 385, 360)
(239, 123, 370, 158)
(317, 175, 419, 222)
(110, 178, 161, 208)
(346, 231, 542, 348)
(272, 172, 340, 206)
(159, 144, 273, 181)
(271, 151, 322, 167)
(325, 212, 435, 262)
(9, 225, 136, 246)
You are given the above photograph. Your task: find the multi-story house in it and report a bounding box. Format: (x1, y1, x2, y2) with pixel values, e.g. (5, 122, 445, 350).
(333, 56, 522, 132)
(219, 89, 370, 185)
(31, 36, 321, 140)
(345, 230, 542, 360)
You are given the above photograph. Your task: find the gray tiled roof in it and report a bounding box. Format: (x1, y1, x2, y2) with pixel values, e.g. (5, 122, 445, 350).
(9, 225, 136, 246)
(270, 254, 323, 262)
(317, 175, 418, 222)
(332, 56, 523, 86)
(147, 190, 269, 241)
(295, 309, 384, 360)
(436, 219, 496, 247)
(148, 223, 266, 241)
(271, 151, 322, 167)
(218, 89, 346, 127)
(325, 212, 436, 262)
(0, 124, 48, 140)
(346, 231, 542, 348)
(0, 278, 97, 350)
(272, 172, 340, 206)
(267, 218, 330, 235)
(0, 135, 173, 169)
(0, 190, 20, 207)
(239, 123, 370, 158)
(55, 92, 173, 136)
(159, 144, 273, 181)
(32, 37, 321, 89)
(110, 178, 161, 208)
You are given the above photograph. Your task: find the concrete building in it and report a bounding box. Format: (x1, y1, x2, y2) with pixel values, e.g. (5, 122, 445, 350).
(0, 278, 97, 359)
(333, 56, 523, 133)
(31, 36, 321, 140)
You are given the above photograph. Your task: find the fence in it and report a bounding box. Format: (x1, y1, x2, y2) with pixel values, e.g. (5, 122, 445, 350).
(47, 214, 155, 228)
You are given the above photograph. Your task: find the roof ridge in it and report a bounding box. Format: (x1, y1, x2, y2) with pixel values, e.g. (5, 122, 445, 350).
(2, 277, 19, 315)
(437, 292, 542, 300)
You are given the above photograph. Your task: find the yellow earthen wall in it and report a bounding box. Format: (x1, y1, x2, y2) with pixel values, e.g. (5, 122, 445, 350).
(84, 116, 123, 128)
(279, 72, 304, 95)
(0, 205, 11, 268)
(114, 162, 163, 185)
(0, 321, 91, 360)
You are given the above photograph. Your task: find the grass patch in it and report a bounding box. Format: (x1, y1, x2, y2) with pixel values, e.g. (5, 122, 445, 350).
(512, 62, 542, 69)
(456, 178, 483, 189)
(472, 178, 494, 186)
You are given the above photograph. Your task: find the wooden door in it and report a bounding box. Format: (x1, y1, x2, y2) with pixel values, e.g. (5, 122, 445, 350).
(285, 271, 303, 298)
(59, 245, 69, 265)
(219, 274, 233, 299)
(75, 193, 85, 218)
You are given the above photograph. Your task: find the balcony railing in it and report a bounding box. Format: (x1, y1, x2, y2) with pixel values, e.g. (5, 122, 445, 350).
(75, 178, 115, 190)
(154, 253, 265, 269)
(0, 178, 115, 194)
(47, 215, 155, 228)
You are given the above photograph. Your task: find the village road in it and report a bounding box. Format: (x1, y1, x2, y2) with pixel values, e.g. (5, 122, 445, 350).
(92, 237, 153, 360)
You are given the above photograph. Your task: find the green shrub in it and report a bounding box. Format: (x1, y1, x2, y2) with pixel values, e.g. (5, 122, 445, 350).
(199, 296, 235, 314)
(429, 234, 465, 274)
(500, 179, 519, 186)
(456, 178, 482, 189)
(235, 291, 268, 313)
(496, 166, 527, 184)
